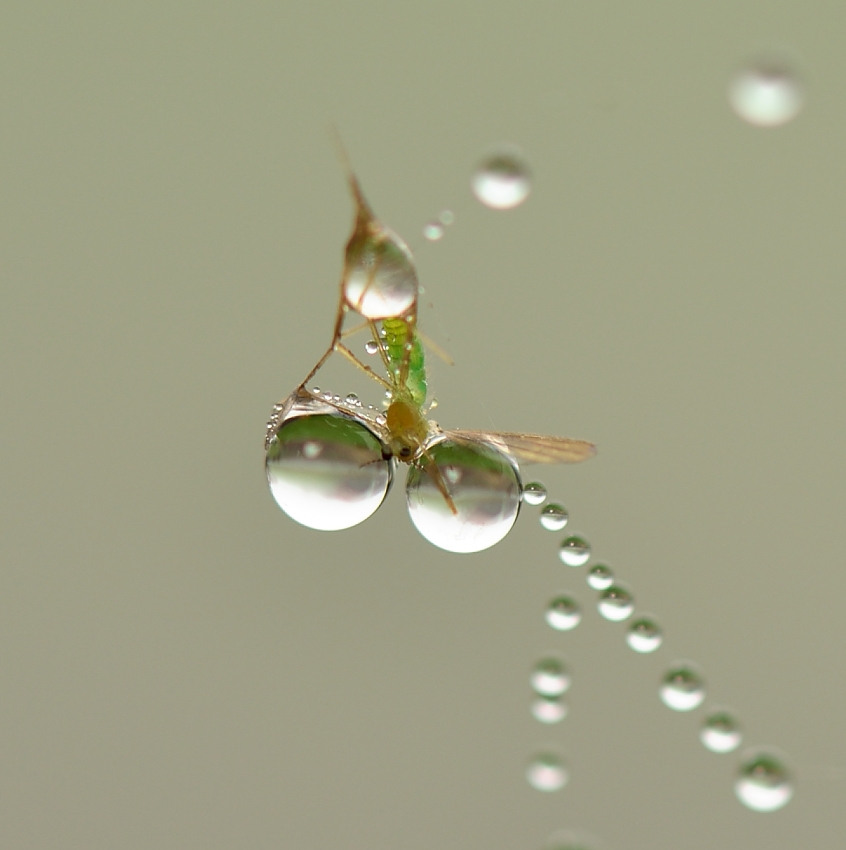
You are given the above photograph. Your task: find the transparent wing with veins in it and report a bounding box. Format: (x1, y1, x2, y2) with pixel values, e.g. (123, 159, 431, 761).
(441, 429, 596, 465)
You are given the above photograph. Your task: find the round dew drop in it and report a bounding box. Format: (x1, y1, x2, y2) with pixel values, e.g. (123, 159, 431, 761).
(558, 536, 591, 567)
(522, 481, 547, 506)
(597, 584, 634, 622)
(540, 503, 569, 531)
(586, 564, 614, 590)
(701, 710, 742, 753)
(531, 658, 571, 697)
(626, 616, 662, 652)
(728, 61, 804, 127)
(659, 663, 706, 711)
(531, 696, 568, 724)
(526, 754, 568, 792)
(472, 148, 531, 210)
(546, 595, 582, 631)
(734, 750, 794, 812)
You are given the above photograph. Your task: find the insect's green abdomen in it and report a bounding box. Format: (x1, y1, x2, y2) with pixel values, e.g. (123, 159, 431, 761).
(381, 317, 427, 406)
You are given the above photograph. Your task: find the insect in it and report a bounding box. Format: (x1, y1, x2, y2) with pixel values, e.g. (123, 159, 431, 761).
(283, 141, 597, 520)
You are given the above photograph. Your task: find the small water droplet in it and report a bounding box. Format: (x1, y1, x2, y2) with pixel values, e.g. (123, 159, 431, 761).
(728, 60, 804, 127)
(546, 596, 581, 631)
(522, 481, 547, 506)
(266, 407, 392, 531)
(531, 658, 571, 697)
(322, 391, 334, 401)
(735, 750, 794, 811)
(364, 340, 380, 355)
(701, 710, 743, 753)
(472, 148, 531, 209)
(438, 209, 455, 226)
(375, 414, 386, 426)
(423, 221, 444, 241)
(597, 584, 634, 622)
(531, 696, 568, 724)
(406, 436, 522, 553)
(586, 564, 613, 590)
(626, 616, 663, 653)
(344, 393, 360, 406)
(558, 536, 590, 567)
(540, 503, 569, 531)
(311, 386, 321, 394)
(660, 663, 706, 711)
(526, 753, 568, 792)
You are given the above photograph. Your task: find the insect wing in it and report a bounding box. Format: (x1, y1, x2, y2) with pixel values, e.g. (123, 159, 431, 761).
(444, 429, 596, 465)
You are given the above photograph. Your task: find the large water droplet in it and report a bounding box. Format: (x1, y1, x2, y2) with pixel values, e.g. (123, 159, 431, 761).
(526, 754, 568, 791)
(735, 750, 794, 811)
(659, 663, 706, 711)
(522, 481, 548, 506)
(701, 710, 743, 753)
(546, 595, 582, 631)
(597, 584, 634, 622)
(559, 536, 591, 567)
(728, 60, 804, 127)
(364, 339, 380, 355)
(343, 222, 418, 319)
(586, 564, 613, 590)
(265, 393, 392, 531)
(540, 503, 569, 531)
(626, 616, 663, 653)
(472, 148, 531, 210)
(531, 658, 571, 697)
(531, 695, 568, 724)
(406, 436, 522, 552)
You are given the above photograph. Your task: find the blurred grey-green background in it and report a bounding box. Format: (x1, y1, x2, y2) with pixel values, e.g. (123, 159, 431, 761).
(2, 3, 843, 848)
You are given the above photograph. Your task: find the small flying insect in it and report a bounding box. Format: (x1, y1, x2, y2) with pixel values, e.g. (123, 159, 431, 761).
(278, 140, 596, 526)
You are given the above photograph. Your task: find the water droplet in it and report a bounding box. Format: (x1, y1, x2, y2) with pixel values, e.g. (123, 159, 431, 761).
(406, 436, 522, 553)
(343, 229, 418, 319)
(558, 536, 591, 567)
(526, 754, 568, 792)
(422, 221, 444, 241)
(735, 750, 794, 811)
(364, 340, 380, 355)
(344, 393, 360, 407)
(472, 148, 531, 210)
(375, 414, 387, 426)
(311, 386, 321, 395)
(438, 209, 455, 226)
(531, 658, 571, 697)
(659, 663, 706, 711)
(586, 564, 613, 590)
(266, 402, 392, 531)
(597, 584, 634, 622)
(531, 696, 568, 724)
(728, 60, 804, 127)
(701, 710, 743, 753)
(546, 595, 581, 631)
(522, 481, 547, 506)
(626, 616, 663, 653)
(323, 391, 334, 401)
(540, 503, 569, 531)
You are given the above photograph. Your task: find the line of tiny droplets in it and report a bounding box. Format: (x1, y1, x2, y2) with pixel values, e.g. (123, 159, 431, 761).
(523, 481, 793, 823)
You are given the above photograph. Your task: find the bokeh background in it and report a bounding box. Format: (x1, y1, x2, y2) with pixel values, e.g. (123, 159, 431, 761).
(2, 3, 843, 848)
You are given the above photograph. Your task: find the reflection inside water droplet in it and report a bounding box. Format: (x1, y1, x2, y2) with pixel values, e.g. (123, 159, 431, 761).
(526, 753, 568, 791)
(559, 536, 591, 567)
(735, 750, 794, 811)
(472, 148, 531, 209)
(728, 60, 804, 127)
(597, 584, 634, 622)
(540, 503, 569, 531)
(546, 595, 581, 631)
(659, 663, 706, 711)
(531, 658, 571, 697)
(405, 436, 522, 553)
(531, 696, 568, 724)
(626, 616, 662, 652)
(522, 481, 547, 506)
(586, 564, 613, 590)
(701, 710, 742, 753)
(265, 395, 392, 531)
